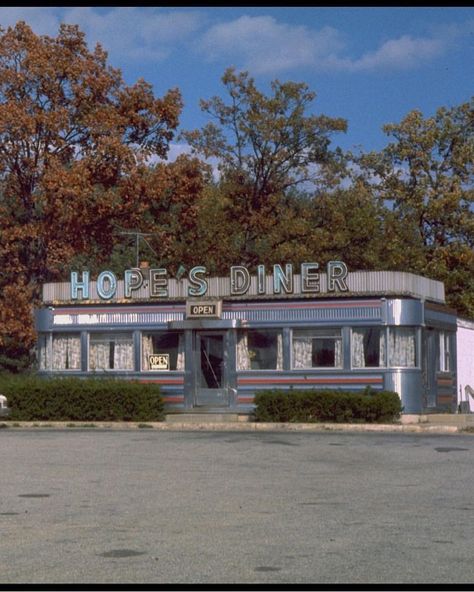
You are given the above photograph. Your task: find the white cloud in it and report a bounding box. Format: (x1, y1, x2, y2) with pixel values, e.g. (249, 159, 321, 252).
(0, 7, 61, 35)
(328, 35, 445, 72)
(198, 14, 457, 75)
(0, 8, 469, 76)
(62, 7, 204, 61)
(199, 16, 344, 74)
(0, 7, 204, 62)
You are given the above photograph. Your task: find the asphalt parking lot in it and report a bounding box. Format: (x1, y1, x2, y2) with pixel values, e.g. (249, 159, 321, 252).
(1, 428, 474, 585)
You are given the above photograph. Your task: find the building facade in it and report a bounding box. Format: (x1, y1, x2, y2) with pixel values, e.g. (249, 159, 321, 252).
(35, 264, 462, 415)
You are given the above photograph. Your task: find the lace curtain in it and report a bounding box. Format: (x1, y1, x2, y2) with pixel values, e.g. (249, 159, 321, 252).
(114, 341, 134, 370)
(39, 335, 50, 370)
(352, 328, 386, 368)
(89, 341, 110, 371)
(333, 339, 343, 367)
(176, 334, 185, 370)
(52, 335, 81, 370)
(389, 328, 416, 367)
(89, 334, 134, 371)
(276, 333, 283, 370)
(293, 333, 342, 368)
(236, 332, 251, 370)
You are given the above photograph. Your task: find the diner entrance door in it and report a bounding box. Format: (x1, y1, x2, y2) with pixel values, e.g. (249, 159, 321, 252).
(194, 332, 229, 407)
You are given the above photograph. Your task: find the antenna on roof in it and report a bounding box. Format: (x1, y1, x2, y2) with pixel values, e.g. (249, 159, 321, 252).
(117, 230, 159, 268)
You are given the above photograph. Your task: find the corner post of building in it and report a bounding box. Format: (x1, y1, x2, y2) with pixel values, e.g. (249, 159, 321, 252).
(282, 327, 292, 371)
(133, 331, 141, 373)
(80, 331, 88, 373)
(184, 329, 194, 408)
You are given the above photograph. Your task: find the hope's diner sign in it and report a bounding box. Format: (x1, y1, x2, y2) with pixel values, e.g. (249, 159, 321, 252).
(186, 300, 222, 319)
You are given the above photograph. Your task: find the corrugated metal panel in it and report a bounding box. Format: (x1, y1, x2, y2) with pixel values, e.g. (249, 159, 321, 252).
(221, 304, 382, 323)
(42, 270, 445, 304)
(52, 311, 185, 326)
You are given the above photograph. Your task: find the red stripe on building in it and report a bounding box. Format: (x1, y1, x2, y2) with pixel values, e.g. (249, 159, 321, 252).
(237, 377, 383, 385)
(138, 378, 185, 385)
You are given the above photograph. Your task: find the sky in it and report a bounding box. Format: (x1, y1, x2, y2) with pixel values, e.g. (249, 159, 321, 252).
(0, 6, 473, 158)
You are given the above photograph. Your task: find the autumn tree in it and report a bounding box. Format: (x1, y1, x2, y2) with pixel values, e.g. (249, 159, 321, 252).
(182, 67, 347, 267)
(354, 99, 474, 316)
(0, 21, 183, 367)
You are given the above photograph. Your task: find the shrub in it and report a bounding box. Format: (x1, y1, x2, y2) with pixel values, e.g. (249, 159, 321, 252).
(0, 375, 165, 422)
(254, 388, 402, 423)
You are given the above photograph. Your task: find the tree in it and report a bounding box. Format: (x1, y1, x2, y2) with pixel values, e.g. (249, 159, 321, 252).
(182, 67, 347, 267)
(354, 99, 474, 316)
(0, 21, 183, 365)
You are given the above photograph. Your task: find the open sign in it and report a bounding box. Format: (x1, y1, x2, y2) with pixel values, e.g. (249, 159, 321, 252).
(148, 354, 170, 371)
(186, 300, 222, 319)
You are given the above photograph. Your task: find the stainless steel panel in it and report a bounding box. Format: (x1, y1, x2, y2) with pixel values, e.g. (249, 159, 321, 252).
(385, 299, 424, 325)
(384, 370, 423, 413)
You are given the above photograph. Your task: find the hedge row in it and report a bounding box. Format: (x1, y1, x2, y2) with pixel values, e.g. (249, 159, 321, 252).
(254, 388, 402, 423)
(0, 375, 165, 422)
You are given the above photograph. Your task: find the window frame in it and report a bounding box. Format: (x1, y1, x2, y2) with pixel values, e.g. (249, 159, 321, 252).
(88, 332, 135, 372)
(387, 326, 420, 369)
(439, 330, 451, 373)
(350, 326, 387, 370)
(39, 332, 82, 372)
(236, 328, 283, 371)
(140, 330, 185, 372)
(291, 327, 343, 370)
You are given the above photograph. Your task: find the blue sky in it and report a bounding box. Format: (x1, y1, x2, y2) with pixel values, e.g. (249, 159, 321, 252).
(1, 6, 473, 157)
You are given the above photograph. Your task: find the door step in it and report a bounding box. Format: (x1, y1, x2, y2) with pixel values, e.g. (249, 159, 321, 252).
(165, 413, 252, 424)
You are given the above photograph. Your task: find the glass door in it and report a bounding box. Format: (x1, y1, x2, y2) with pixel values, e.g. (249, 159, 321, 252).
(195, 332, 229, 407)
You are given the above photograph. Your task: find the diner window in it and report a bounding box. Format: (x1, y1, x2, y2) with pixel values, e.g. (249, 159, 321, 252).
(292, 329, 343, 369)
(142, 331, 185, 371)
(388, 327, 417, 368)
(237, 329, 283, 370)
(352, 327, 386, 368)
(38, 333, 81, 371)
(38, 334, 50, 370)
(89, 333, 134, 371)
(439, 331, 451, 372)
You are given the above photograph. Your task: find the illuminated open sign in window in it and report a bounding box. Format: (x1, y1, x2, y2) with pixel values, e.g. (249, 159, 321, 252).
(148, 353, 170, 371)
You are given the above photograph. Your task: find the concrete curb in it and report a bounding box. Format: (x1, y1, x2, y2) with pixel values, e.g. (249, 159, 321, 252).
(0, 421, 470, 434)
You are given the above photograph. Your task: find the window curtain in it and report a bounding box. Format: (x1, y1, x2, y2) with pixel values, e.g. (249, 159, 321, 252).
(293, 336, 313, 368)
(39, 335, 51, 370)
(114, 340, 134, 370)
(352, 330, 365, 367)
(142, 334, 154, 370)
(389, 328, 416, 367)
(334, 339, 343, 367)
(379, 331, 387, 367)
(177, 333, 185, 370)
(352, 328, 386, 368)
(237, 332, 251, 370)
(276, 332, 283, 370)
(52, 335, 81, 370)
(89, 341, 110, 371)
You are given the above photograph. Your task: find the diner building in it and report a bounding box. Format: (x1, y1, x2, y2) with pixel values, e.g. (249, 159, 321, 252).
(35, 263, 469, 415)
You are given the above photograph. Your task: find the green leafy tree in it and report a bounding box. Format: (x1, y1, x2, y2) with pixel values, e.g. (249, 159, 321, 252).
(355, 99, 474, 315)
(183, 67, 347, 267)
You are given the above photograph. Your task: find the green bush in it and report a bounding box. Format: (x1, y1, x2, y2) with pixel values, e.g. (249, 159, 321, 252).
(0, 375, 165, 422)
(254, 387, 402, 423)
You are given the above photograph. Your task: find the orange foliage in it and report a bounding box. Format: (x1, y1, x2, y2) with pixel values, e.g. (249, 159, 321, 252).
(0, 21, 183, 359)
